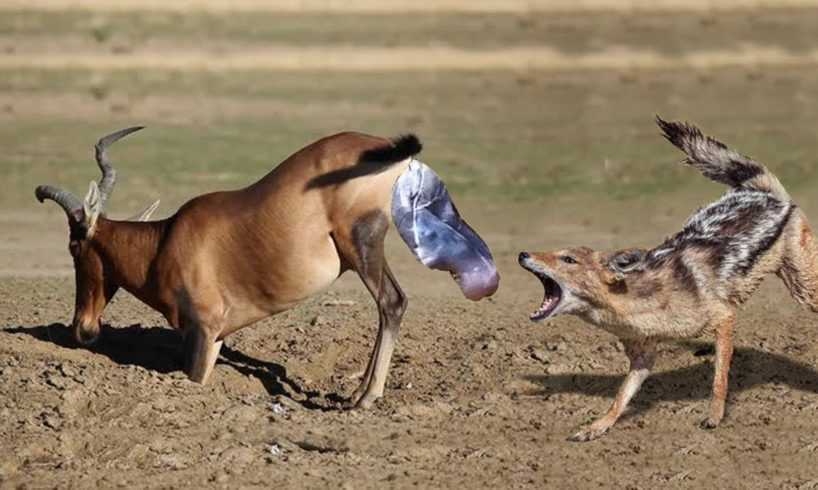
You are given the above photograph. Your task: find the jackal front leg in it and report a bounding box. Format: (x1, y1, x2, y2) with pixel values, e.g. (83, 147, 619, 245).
(568, 340, 656, 442)
(701, 314, 736, 429)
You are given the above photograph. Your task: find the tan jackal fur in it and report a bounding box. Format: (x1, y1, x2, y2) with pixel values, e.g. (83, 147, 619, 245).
(519, 117, 818, 441)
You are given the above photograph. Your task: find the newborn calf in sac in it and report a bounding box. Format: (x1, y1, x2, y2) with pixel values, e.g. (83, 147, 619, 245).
(391, 159, 500, 301)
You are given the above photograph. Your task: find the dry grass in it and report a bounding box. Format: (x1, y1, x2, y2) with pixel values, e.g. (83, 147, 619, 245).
(2, 45, 818, 72)
(4, 0, 818, 13)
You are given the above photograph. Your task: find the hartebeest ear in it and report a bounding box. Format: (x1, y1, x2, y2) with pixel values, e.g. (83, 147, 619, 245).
(82, 181, 101, 229)
(128, 199, 160, 222)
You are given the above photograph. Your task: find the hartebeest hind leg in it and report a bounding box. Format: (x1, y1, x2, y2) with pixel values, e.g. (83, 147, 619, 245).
(338, 211, 408, 409)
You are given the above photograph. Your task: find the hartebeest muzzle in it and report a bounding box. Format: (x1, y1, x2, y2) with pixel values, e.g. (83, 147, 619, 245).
(74, 319, 101, 345)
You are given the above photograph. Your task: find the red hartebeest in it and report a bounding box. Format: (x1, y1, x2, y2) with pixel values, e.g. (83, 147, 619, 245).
(36, 127, 442, 408)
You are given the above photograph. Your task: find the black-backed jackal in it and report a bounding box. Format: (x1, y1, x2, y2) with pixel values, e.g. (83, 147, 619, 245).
(520, 117, 818, 441)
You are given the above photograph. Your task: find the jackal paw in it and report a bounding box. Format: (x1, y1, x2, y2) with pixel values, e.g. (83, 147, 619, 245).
(699, 418, 721, 430)
(567, 426, 609, 442)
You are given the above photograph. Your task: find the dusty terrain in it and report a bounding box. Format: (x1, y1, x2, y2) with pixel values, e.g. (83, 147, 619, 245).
(5, 210, 818, 489)
(5, 2, 818, 488)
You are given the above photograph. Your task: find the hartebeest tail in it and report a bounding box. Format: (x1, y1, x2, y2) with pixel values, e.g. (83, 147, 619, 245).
(36, 128, 498, 409)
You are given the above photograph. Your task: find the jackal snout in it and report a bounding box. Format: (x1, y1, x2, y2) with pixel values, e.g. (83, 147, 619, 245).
(519, 247, 621, 322)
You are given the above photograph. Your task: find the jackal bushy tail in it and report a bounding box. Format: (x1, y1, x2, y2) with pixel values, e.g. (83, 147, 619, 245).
(656, 116, 818, 311)
(655, 116, 789, 200)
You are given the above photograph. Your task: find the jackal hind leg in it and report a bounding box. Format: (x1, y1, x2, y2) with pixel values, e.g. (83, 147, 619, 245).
(701, 313, 736, 429)
(568, 340, 656, 442)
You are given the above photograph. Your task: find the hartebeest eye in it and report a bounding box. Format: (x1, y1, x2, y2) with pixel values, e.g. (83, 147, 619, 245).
(68, 240, 81, 257)
(561, 255, 577, 265)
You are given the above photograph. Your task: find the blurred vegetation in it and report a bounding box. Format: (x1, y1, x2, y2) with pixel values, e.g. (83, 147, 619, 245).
(2, 8, 818, 217)
(2, 8, 818, 53)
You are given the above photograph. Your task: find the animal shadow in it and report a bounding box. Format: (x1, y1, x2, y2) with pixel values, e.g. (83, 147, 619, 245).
(4, 322, 182, 373)
(525, 340, 818, 419)
(218, 345, 345, 410)
(3, 323, 342, 410)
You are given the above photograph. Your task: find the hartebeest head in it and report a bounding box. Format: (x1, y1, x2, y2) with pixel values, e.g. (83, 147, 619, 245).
(35, 127, 158, 344)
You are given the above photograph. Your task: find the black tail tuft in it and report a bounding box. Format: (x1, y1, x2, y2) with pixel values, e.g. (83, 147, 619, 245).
(305, 134, 422, 190)
(360, 134, 422, 165)
(655, 115, 788, 198)
(656, 115, 727, 156)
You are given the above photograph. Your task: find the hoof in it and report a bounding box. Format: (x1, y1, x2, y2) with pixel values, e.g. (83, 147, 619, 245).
(347, 393, 380, 410)
(567, 426, 609, 442)
(352, 397, 378, 410)
(699, 418, 720, 430)
(345, 389, 366, 409)
(75, 325, 101, 345)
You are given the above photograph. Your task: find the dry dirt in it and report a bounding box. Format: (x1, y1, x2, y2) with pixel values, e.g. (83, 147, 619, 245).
(3, 207, 818, 489)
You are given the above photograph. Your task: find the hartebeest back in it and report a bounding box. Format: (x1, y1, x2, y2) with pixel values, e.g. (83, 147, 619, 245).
(36, 128, 499, 408)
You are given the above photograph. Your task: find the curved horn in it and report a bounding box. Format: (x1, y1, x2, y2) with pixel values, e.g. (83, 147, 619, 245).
(35, 184, 82, 216)
(94, 126, 144, 209)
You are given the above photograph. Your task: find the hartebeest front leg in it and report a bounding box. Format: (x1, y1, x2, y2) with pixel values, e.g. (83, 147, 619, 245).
(569, 340, 657, 442)
(183, 325, 223, 384)
(701, 314, 736, 429)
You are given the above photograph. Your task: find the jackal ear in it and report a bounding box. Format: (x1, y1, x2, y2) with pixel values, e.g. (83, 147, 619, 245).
(602, 248, 647, 284)
(82, 181, 101, 230)
(602, 268, 626, 285)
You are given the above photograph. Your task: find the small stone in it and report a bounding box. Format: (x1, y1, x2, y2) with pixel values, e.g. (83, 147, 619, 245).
(321, 299, 356, 307)
(530, 348, 549, 364)
(266, 444, 285, 457)
(45, 375, 67, 390)
(43, 414, 62, 429)
(545, 341, 566, 352)
(58, 363, 75, 377)
(271, 396, 303, 412)
(268, 402, 287, 415)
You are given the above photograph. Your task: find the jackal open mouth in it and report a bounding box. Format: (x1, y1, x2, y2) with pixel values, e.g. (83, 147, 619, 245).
(529, 271, 562, 322)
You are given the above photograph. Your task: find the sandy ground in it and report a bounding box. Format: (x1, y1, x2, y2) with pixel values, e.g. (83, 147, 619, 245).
(3, 205, 818, 489)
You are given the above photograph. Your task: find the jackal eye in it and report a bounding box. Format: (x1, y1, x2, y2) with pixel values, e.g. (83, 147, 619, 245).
(561, 255, 577, 265)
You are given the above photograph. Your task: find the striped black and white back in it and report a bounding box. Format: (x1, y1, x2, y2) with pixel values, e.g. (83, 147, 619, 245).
(646, 189, 793, 280)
